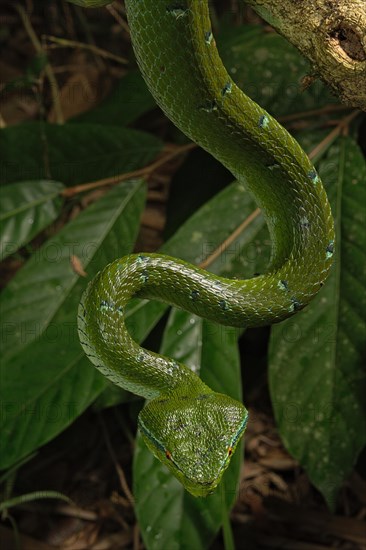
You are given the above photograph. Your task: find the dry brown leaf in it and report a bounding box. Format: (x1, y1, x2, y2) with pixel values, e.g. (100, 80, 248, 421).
(91, 530, 133, 550)
(62, 522, 100, 549)
(70, 254, 87, 277)
(258, 456, 298, 470)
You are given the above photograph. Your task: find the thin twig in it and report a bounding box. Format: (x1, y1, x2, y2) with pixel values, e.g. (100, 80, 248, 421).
(15, 4, 64, 124)
(106, 3, 130, 34)
(278, 103, 351, 123)
(199, 208, 261, 270)
(133, 523, 140, 550)
(62, 142, 196, 197)
(308, 110, 359, 161)
(54, 503, 97, 521)
(98, 415, 135, 507)
(0, 112, 6, 128)
(44, 35, 128, 65)
(73, 3, 105, 72)
(61, 0, 77, 39)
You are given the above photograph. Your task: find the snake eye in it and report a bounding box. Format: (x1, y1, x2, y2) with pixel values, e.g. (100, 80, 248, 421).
(165, 450, 172, 460)
(228, 447, 233, 456)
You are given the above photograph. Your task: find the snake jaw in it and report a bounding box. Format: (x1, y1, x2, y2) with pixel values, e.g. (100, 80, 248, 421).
(138, 390, 248, 497)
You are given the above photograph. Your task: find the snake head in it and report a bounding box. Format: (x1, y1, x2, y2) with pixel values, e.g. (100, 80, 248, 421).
(138, 389, 248, 497)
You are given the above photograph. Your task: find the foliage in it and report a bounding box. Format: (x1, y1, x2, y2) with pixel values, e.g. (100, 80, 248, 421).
(0, 7, 365, 550)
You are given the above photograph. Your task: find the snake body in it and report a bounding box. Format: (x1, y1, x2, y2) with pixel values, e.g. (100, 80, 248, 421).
(78, 0, 334, 497)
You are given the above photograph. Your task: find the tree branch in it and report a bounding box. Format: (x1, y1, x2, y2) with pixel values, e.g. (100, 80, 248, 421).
(246, 0, 366, 111)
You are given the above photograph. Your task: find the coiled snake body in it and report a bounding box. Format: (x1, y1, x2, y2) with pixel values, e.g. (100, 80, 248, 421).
(78, 1, 334, 497)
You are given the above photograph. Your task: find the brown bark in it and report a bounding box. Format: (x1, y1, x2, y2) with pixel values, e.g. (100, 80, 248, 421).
(246, 0, 366, 111)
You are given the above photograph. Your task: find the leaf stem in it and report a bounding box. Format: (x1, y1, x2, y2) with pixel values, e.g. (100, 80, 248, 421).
(44, 35, 128, 65)
(278, 103, 351, 123)
(309, 110, 359, 162)
(62, 142, 196, 197)
(200, 208, 261, 270)
(15, 4, 64, 124)
(106, 3, 131, 34)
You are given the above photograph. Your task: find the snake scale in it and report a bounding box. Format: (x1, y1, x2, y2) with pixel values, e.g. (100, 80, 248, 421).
(77, 0, 335, 497)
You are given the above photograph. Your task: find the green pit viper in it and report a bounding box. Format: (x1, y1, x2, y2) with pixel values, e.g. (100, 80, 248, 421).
(76, 0, 335, 497)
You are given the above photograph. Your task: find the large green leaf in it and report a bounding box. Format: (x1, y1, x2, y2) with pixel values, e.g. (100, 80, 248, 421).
(0, 179, 146, 469)
(71, 70, 156, 126)
(0, 180, 64, 260)
(269, 136, 366, 508)
(134, 309, 242, 550)
(0, 122, 162, 186)
(164, 180, 264, 274)
(218, 24, 337, 116)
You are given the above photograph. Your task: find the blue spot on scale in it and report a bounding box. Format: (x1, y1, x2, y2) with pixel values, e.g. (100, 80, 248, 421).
(258, 114, 269, 129)
(190, 290, 200, 301)
(326, 241, 334, 258)
(307, 169, 320, 184)
(141, 270, 149, 283)
(205, 30, 213, 45)
(219, 299, 229, 311)
(278, 280, 289, 291)
(289, 297, 301, 312)
(300, 216, 310, 229)
(221, 81, 232, 96)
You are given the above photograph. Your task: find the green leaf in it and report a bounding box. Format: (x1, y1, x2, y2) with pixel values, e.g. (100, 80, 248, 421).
(71, 70, 156, 126)
(165, 148, 234, 237)
(92, 382, 133, 409)
(134, 310, 243, 550)
(0, 179, 146, 469)
(218, 24, 337, 117)
(0, 122, 162, 186)
(165, 179, 267, 279)
(269, 136, 366, 508)
(0, 180, 64, 260)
